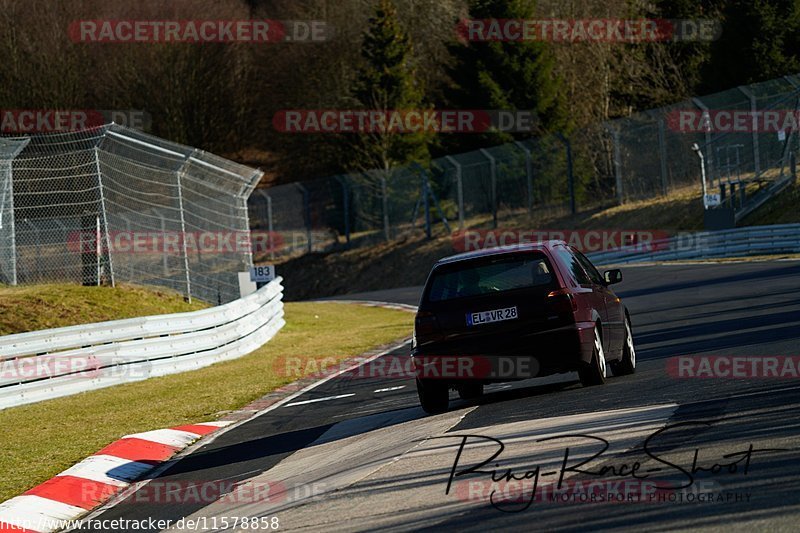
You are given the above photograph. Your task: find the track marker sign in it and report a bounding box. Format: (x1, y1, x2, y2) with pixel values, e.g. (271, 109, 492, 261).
(250, 265, 276, 282)
(704, 194, 721, 208)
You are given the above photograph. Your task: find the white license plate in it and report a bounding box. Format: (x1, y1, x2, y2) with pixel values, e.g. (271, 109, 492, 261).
(466, 306, 518, 326)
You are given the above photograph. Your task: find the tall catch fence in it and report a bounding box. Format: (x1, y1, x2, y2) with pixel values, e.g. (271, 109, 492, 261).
(0, 124, 262, 304)
(250, 74, 800, 260)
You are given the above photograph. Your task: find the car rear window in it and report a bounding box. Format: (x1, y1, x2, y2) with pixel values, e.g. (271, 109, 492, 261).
(426, 254, 554, 302)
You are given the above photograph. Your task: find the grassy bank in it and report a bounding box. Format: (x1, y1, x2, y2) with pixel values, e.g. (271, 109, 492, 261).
(0, 301, 413, 501)
(0, 283, 207, 336)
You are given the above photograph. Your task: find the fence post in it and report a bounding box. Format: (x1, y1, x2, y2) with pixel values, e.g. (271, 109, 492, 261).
(175, 160, 192, 303)
(117, 212, 136, 279)
(381, 171, 390, 241)
(93, 148, 115, 287)
(657, 119, 669, 195)
(737, 85, 761, 177)
(609, 127, 624, 204)
(25, 219, 42, 282)
(444, 156, 464, 230)
(422, 170, 431, 239)
(1, 160, 17, 285)
(334, 176, 350, 246)
(555, 133, 576, 214)
(565, 137, 575, 214)
(784, 76, 800, 154)
(513, 141, 534, 215)
(479, 149, 498, 228)
(256, 190, 275, 260)
(295, 182, 312, 253)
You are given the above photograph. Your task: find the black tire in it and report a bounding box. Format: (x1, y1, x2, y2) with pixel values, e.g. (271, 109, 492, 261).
(457, 382, 484, 400)
(579, 326, 607, 387)
(417, 378, 449, 413)
(611, 316, 636, 376)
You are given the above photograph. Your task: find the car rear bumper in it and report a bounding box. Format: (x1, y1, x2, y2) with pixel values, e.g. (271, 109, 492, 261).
(411, 321, 596, 383)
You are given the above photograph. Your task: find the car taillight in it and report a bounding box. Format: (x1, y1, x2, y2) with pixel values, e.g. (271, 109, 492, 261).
(414, 311, 441, 339)
(415, 311, 440, 334)
(547, 288, 578, 313)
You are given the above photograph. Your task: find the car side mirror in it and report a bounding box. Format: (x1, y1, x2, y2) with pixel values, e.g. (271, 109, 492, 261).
(604, 269, 623, 285)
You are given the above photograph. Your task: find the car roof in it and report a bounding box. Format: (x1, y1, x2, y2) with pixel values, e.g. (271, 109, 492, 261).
(435, 240, 565, 266)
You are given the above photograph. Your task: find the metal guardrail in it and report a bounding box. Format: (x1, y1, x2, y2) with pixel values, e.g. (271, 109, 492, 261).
(588, 224, 800, 266)
(0, 277, 285, 410)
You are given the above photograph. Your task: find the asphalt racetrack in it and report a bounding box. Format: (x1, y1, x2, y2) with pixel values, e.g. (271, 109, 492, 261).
(81, 261, 800, 532)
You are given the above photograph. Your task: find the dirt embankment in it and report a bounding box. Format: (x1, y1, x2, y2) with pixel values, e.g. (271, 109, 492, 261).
(274, 182, 798, 301)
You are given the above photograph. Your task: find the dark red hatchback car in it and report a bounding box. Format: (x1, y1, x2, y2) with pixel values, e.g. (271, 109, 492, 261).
(411, 240, 635, 413)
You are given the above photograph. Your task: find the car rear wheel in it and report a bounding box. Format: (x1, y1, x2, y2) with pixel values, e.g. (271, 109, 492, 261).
(579, 326, 607, 386)
(611, 316, 636, 376)
(457, 382, 484, 400)
(416, 378, 449, 413)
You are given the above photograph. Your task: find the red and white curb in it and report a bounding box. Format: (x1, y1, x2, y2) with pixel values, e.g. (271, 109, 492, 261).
(0, 421, 232, 533)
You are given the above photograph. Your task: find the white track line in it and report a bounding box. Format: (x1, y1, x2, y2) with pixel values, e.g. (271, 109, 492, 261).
(374, 386, 406, 393)
(78, 338, 413, 524)
(284, 393, 356, 407)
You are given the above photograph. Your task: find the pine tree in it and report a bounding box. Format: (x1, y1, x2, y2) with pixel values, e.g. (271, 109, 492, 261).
(701, 0, 800, 92)
(446, 0, 568, 151)
(348, 0, 430, 173)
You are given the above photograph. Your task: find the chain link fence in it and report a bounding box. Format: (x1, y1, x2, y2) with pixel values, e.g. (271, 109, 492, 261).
(249, 73, 800, 261)
(0, 124, 262, 304)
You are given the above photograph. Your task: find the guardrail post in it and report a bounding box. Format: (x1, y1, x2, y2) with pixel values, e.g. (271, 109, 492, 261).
(444, 156, 465, 230)
(479, 149, 498, 228)
(738, 85, 761, 177)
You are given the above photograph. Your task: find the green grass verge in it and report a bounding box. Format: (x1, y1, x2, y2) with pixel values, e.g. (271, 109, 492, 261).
(0, 301, 413, 501)
(0, 283, 208, 336)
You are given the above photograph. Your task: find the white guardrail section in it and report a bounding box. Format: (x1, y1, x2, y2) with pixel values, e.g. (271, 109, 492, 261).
(0, 277, 285, 410)
(588, 224, 800, 266)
